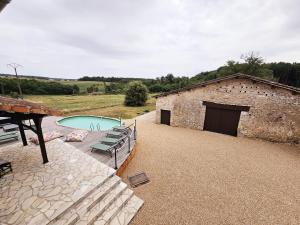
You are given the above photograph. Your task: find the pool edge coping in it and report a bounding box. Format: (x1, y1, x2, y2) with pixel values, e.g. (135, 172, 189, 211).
(55, 115, 121, 131)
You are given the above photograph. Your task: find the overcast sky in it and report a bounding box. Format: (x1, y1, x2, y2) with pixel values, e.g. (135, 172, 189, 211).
(0, 0, 299, 79)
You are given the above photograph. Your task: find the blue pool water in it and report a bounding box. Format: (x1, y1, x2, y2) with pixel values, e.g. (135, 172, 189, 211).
(57, 116, 121, 131)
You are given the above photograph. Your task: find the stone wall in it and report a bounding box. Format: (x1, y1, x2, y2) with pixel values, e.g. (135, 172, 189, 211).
(156, 78, 300, 143)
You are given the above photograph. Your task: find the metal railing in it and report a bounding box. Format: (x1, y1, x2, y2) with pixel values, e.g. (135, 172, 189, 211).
(90, 123, 95, 131)
(90, 122, 101, 131)
(96, 123, 101, 131)
(113, 120, 137, 169)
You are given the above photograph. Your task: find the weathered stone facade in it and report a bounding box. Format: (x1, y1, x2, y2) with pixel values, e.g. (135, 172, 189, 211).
(156, 77, 300, 143)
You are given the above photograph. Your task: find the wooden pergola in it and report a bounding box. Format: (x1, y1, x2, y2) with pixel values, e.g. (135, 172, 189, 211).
(0, 96, 62, 164)
(0, 0, 11, 13)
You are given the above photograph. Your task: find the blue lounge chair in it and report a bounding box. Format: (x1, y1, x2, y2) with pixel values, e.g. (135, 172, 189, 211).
(90, 143, 116, 157)
(3, 124, 19, 132)
(106, 131, 126, 139)
(100, 137, 123, 146)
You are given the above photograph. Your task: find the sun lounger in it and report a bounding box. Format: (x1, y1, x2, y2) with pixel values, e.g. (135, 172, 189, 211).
(113, 125, 127, 131)
(106, 131, 126, 139)
(100, 137, 123, 146)
(0, 123, 11, 128)
(112, 126, 130, 134)
(0, 159, 12, 178)
(0, 132, 18, 143)
(90, 143, 116, 157)
(3, 124, 19, 132)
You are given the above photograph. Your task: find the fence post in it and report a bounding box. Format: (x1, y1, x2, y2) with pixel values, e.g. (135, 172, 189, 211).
(114, 148, 118, 169)
(134, 120, 137, 140)
(128, 135, 131, 153)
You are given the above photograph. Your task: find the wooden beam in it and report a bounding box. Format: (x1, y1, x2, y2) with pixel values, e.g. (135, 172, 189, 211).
(17, 119, 27, 146)
(0, 111, 43, 121)
(203, 101, 250, 112)
(33, 117, 48, 164)
(0, 110, 49, 164)
(0, 118, 12, 125)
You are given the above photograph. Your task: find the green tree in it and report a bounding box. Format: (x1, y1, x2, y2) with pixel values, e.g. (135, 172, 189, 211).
(87, 86, 93, 93)
(240, 51, 264, 75)
(165, 73, 175, 83)
(218, 60, 241, 76)
(149, 83, 164, 92)
(124, 81, 148, 106)
(72, 85, 80, 94)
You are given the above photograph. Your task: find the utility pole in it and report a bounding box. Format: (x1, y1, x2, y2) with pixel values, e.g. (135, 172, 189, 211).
(7, 63, 23, 99)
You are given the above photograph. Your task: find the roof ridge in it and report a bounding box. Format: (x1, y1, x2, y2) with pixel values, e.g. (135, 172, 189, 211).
(155, 73, 300, 98)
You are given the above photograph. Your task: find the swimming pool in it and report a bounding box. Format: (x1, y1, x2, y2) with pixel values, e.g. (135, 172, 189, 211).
(57, 116, 121, 131)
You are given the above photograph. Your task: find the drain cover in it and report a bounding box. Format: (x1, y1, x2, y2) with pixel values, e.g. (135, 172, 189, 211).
(128, 172, 150, 188)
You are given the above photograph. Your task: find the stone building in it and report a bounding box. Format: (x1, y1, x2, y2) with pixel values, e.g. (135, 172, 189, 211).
(155, 73, 300, 143)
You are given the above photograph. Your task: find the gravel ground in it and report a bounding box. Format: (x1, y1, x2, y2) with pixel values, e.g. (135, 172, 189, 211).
(122, 111, 300, 225)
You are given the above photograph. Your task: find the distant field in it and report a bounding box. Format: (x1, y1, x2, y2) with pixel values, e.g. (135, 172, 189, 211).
(34, 79, 105, 93)
(59, 80, 105, 93)
(26, 94, 156, 119)
(19, 77, 106, 93)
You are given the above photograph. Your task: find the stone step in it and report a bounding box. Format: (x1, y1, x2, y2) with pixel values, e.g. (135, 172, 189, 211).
(44, 161, 116, 225)
(50, 175, 121, 225)
(94, 188, 134, 225)
(84, 176, 122, 213)
(109, 195, 144, 225)
(74, 182, 128, 225)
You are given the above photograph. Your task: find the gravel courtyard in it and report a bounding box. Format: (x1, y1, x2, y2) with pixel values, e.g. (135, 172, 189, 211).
(122, 111, 300, 225)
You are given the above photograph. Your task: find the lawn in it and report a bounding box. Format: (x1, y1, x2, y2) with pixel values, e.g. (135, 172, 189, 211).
(26, 94, 156, 119)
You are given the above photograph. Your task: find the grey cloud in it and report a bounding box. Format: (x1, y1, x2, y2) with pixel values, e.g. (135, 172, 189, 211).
(0, 0, 299, 78)
(54, 31, 142, 57)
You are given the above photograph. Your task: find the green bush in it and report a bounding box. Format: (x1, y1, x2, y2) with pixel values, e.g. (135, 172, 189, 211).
(9, 92, 19, 98)
(124, 81, 148, 106)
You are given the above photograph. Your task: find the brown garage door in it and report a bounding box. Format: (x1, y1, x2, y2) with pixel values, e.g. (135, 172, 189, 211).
(203, 101, 250, 136)
(161, 110, 171, 125)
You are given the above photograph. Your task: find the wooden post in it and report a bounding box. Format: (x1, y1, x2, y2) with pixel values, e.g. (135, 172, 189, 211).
(128, 135, 131, 153)
(33, 117, 48, 164)
(134, 120, 137, 140)
(17, 119, 27, 146)
(114, 148, 118, 169)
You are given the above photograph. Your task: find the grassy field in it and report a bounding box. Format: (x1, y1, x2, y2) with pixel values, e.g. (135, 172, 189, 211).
(26, 94, 156, 119)
(59, 80, 105, 93)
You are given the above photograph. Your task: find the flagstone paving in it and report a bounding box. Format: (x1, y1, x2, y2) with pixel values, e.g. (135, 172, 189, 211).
(0, 139, 143, 225)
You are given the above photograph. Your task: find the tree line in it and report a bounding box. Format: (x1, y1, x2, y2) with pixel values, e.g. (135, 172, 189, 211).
(1, 53, 299, 97)
(190, 52, 300, 88)
(0, 78, 79, 96)
(81, 53, 300, 94)
(79, 76, 152, 83)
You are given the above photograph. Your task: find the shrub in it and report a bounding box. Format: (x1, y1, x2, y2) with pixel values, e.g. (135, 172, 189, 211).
(124, 81, 148, 106)
(9, 92, 19, 98)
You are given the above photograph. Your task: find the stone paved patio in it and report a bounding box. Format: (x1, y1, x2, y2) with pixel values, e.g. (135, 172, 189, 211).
(0, 139, 143, 225)
(40, 116, 134, 168)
